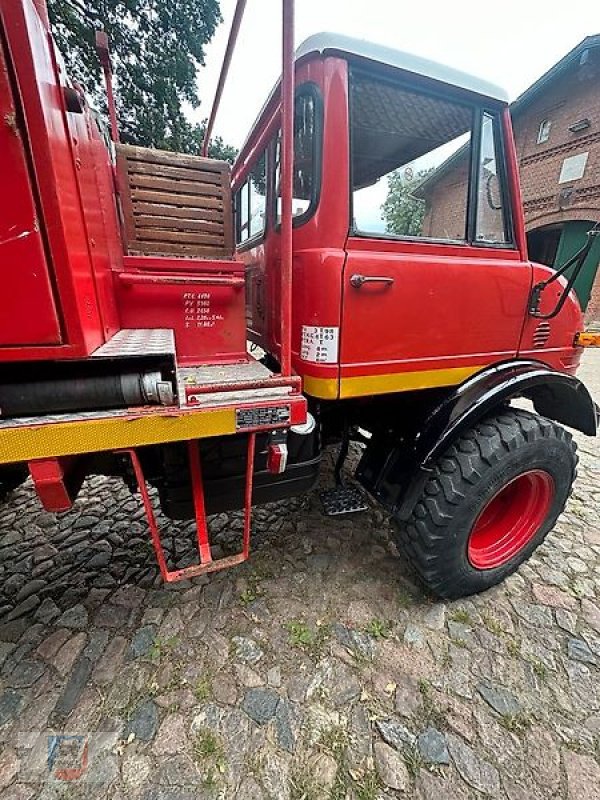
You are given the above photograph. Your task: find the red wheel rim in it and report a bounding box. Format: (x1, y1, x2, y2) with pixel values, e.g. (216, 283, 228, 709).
(467, 470, 555, 570)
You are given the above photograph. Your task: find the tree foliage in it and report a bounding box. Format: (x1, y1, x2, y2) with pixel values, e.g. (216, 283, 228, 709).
(47, 0, 236, 161)
(381, 168, 433, 237)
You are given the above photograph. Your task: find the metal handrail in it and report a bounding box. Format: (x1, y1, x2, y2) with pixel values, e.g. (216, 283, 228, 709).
(201, 0, 295, 378)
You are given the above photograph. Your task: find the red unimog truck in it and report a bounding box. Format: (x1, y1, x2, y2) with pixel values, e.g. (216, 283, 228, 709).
(0, 0, 598, 599)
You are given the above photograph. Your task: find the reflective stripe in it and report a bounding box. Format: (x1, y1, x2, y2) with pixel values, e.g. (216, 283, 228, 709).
(302, 365, 485, 400)
(0, 408, 236, 465)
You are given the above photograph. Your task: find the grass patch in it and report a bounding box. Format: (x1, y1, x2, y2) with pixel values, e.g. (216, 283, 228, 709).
(449, 608, 471, 625)
(148, 635, 179, 663)
(194, 676, 212, 702)
(397, 587, 414, 609)
(365, 619, 391, 640)
(285, 620, 330, 660)
(318, 726, 350, 759)
(506, 638, 521, 658)
(529, 658, 548, 681)
(481, 610, 506, 636)
(192, 728, 226, 787)
(354, 771, 381, 800)
(403, 744, 425, 779)
(498, 711, 532, 735)
(289, 771, 319, 800)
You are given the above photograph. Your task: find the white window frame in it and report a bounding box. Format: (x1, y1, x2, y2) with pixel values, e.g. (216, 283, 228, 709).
(537, 119, 551, 144)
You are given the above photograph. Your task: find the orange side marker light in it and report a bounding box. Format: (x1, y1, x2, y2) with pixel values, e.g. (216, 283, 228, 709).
(575, 331, 600, 347)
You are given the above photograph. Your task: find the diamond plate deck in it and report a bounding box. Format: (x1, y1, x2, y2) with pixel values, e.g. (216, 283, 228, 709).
(92, 329, 176, 358)
(178, 359, 273, 388)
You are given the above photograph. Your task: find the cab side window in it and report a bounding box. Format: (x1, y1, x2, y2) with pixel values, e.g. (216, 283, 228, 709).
(475, 112, 510, 244)
(235, 149, 267, 245)
(275, 88, 321, 224)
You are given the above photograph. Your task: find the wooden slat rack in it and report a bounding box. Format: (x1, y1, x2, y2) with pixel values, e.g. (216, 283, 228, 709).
(116, 144, 234, 259)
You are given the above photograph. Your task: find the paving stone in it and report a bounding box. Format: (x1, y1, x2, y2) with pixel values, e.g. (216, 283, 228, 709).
(92, 636, 128, 685)
(532, 583, 578, 609)
(423, 603, 446, 630)
(563, 749, 600, 800)
(417, 726, 450, 765)
(232, 635, 263, 664)
(476, 681, 521, 716)
(124, 700, 159, 742)
(94, 602, 135, 629)
(8, 660, 45, 689)
(512, 602, 554, 628)
(447, 733, 501, 795)
(526, 726, 560, 793)
(374, 741, 410, 792)
(50, 655, 93, 724)
(332, 622, 375, 660)
(394, 673, 422, 718)
(5, 595, 40, 621)
(241, 688, 279, 725)
(0, 689, 23, 726)
(0, 747, 19, 791)
(375, 718, 416, 749)
(556, 608, 578, 635)
(403, 623, 426, 648)
(212, 671, 238, 706)
(84, 629, 110, 662)
(57, 603, 88, 630)
(567, 637, 597, 665)
(33, 598, 60, 625)
(234, 663, 264, 688)
(128, 625, 157, 659)
(274, 697, 297, 753)
(152, 713, 187, 755)
(581, 599, 600, 634)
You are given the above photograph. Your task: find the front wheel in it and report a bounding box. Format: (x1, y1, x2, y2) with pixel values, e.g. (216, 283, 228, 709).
(394, 409, 577, 599)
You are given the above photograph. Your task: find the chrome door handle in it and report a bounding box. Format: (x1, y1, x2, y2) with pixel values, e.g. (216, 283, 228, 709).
(350, 274, 395, 288)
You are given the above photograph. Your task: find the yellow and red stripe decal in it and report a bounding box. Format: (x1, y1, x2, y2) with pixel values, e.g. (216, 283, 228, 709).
(302, 365, 485, 399)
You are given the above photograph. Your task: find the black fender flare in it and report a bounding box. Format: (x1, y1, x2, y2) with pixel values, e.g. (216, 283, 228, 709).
(357, 360, 598, 520)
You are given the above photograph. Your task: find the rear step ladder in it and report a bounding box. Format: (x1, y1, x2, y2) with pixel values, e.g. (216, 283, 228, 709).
(124, 434, 256, 581)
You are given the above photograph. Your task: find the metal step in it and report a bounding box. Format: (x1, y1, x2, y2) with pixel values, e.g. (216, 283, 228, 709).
(320, 485, 369, 516)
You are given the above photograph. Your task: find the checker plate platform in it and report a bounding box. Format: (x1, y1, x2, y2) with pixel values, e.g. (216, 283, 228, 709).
(320, 485, 369, 515)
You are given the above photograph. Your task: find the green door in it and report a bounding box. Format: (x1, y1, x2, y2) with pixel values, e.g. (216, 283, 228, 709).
(553, 220, 600, 311)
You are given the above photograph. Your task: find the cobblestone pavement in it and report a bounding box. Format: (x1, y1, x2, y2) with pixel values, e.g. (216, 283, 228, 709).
(0, 353, 598, 799)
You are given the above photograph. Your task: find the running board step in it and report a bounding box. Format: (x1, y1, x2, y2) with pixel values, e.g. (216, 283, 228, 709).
(320, 485, 368, 516)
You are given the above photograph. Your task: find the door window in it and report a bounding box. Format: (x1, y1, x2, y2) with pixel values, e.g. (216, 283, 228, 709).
(350, 71, 473, 242)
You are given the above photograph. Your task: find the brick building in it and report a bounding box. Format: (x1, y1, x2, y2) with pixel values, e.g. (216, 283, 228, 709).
(420, 35, 600, 322)
(513, 35, 600, 323)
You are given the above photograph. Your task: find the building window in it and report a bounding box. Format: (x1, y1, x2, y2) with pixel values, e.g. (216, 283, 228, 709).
(537, 119, 551, 144)
(350, 69, 473, 242)
(235, 149, 267, 245)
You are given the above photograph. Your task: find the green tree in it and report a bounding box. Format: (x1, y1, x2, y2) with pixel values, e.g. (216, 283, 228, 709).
(381, 168, 433, 237)
(48, 0, 236, 161)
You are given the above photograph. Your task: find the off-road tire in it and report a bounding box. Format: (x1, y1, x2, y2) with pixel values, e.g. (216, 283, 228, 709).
(394, 409, 577, 599)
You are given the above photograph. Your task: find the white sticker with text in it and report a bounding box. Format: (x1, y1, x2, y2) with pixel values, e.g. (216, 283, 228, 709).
(300, 325, 339, 364)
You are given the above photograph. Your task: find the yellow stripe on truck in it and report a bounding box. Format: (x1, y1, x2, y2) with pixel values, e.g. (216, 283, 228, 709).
(302, 365, 484, 400)
(0, 407, 236, 465)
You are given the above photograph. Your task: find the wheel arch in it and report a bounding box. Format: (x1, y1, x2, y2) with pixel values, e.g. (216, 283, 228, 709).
(357, 359, 597, 520)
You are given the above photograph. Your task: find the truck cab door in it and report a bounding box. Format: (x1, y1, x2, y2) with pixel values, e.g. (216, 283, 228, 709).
(340, 72, 529, 399)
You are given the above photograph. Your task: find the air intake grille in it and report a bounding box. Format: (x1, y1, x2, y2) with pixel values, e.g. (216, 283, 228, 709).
(532, 321, 551, 348)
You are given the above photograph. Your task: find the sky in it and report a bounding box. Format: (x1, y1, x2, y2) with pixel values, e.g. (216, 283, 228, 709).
(192, 0, 599, 149)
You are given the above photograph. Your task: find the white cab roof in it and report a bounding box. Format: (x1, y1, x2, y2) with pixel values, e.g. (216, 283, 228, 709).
(296, 32, 509, 103)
